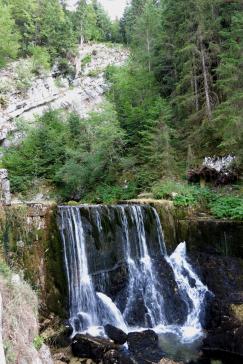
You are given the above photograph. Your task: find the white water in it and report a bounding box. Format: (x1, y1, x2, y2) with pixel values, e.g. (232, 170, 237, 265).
(121, 205, 166, 327)
(59, 205, 209, 343)
(59, 207, 125, 337)
(97, 292, 127, 333)
(165, 242, 209, 342)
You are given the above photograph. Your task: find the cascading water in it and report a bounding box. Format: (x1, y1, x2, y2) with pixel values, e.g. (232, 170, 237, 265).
(59, 206, 126, 336)
(120, 205, 166, 327)
(58, 204, 209, 342)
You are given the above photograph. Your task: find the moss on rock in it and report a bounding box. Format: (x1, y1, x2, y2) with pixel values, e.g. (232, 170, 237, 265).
(0, 203, 67, 318)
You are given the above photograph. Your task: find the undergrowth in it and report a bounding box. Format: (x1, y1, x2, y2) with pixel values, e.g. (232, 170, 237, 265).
(151, 180, 243, 220)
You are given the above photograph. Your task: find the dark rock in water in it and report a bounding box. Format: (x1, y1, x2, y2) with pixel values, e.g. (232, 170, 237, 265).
(127, 330, 164, 364)
(203, 325, 243, 356)
(72, 334, 118, 360)
(104, 324, 127, 345)
(47, 324, 72, 348)
(103, 349, 134, 364)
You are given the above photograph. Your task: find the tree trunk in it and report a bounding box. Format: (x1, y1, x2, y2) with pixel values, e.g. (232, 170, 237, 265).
(146, 29, 151, 72)
(199, 32, 212, 119)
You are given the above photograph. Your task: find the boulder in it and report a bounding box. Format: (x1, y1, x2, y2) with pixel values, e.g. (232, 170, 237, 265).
(104, 325, 127, 345)
(127, 330, 164, 364)
(46, 324, 72, 348)
(103, 349, 134, 364)
(72, 334, 118, 360)
(159, 359, 183, 364)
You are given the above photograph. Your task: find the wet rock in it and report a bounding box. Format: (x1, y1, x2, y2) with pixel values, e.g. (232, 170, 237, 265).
(127, 330, 164, 364)
(103, 349, 134, 364)
(159, 359, 183, 364)
(104, 324, 127, 345)
(52, 351, 71, 363)
(47, 325, 72, 348)
(72, 334, 118, 360)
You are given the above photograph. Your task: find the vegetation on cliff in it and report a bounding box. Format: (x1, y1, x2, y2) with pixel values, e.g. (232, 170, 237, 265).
(0, 260, 47, 363)
(0, 0, 242, 218)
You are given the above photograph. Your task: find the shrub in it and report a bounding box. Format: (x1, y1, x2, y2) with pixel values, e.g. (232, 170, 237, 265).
(210, 196, 243, 220)
(152, 180, 196, 200)
(173, 194, 197, 207)
(33, 335, 44, 351)
(57, 58, 75, 79)
(15, 59, 33, 92)
(91, 183, 137, 203)
(81, 54, 92, 68)
(30, 46, 50, 75)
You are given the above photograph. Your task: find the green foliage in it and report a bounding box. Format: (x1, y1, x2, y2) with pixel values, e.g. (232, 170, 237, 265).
(152, 180, 196, 200)
(3, 110, 67, 192)
(152, 180, 243, 219)
(29, 46, 51, 74)
(3, 104, 125, 200)
(8, 0, 37, 55)
(38, 0, 77, 61)
(0, 1, 19, 67)
(210, 196, 243, 220)
(15, 59, 34, 92)
(0, 260, 11, 279)
(56, 102, 125, 199)
(85, 182, 137, 204)
(33, 335, 44, 351)
(81, 54, 92, 67)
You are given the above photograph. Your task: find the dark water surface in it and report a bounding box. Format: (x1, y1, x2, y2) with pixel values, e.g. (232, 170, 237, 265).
(158, 332, 243, 364)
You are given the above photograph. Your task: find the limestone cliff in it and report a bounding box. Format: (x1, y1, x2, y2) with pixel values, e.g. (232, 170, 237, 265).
(0, 43, 128, 148)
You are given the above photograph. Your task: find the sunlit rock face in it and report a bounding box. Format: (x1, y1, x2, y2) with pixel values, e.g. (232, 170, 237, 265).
(0, 43, 128, 147)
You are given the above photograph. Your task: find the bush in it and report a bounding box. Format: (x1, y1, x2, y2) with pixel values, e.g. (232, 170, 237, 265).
(152, 180, 196, 200)
(81, 54, 92, 68)
(90, 183, 137, 203)
(57, 58, 75, 79)
(210, 196, 243, 220)
(15, 59, 33, 92)
(33, 335, 44, 351)
(30, 46, 50, 75)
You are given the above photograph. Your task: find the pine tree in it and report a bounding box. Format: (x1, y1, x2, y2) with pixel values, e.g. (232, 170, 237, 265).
(0, 1, 19, 67)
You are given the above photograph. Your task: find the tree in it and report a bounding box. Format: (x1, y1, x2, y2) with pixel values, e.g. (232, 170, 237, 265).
(57, 102, 125, 198)
(73, 0, 99, 45)
(37, 0, 77, 60)
(92, 0, 112, 41)
(0, 1, 19, 67)
(132, 0, 161, 72)
(8, 0, 38, 55)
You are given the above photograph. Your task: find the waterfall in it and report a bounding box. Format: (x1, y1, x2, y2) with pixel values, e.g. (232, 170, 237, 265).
(58, 204, 209, 341)
(120, 205, 166, 327)
(165, 242, 209, 342)
(59, 206, 126, 336)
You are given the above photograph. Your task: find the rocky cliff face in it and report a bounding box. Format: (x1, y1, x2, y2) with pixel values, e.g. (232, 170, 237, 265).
(0, 43, 128, 148)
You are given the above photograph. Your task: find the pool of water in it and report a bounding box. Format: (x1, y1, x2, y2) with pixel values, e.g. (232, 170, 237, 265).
(158, 332, 243, 364)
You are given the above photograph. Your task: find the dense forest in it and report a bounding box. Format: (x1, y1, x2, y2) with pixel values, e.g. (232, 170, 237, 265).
(0, 0, 242, 218)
